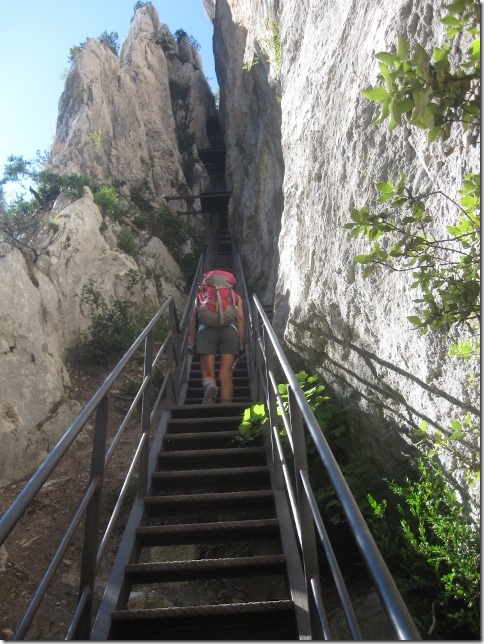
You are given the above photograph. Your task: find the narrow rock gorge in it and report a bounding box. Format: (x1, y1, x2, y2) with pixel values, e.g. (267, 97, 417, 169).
(0, 0, 479, 522)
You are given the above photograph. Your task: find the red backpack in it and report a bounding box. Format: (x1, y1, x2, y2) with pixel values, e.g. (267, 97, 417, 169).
(196, 270, 238, 327)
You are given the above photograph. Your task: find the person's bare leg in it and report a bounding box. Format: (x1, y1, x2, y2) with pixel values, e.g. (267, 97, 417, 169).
(219, 353, 236, 402)
(200, 354, 218, 403)
(200, 354, 216, 382)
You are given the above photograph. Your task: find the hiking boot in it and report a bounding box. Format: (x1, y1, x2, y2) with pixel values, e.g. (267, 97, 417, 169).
(202, 383, 218, 404)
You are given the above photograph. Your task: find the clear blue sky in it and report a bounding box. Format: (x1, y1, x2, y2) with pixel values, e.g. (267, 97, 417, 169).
(0, 0, 216, 178)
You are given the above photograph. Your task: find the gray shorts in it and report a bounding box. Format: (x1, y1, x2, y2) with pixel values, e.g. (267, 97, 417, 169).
(196, 325, 239, 356)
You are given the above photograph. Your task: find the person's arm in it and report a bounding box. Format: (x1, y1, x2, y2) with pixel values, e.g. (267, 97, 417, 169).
(237, 296, 245, 353)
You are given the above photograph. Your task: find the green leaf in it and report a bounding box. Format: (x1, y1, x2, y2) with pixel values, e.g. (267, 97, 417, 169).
(441, 15, 462, 27)
(412, 43, 430, 76)
(375, 52, 400, 67)
(445, 0, 466, 13)
(373, 98, 391, 125)
(378, 62, 396, 91)
(361, 86, 388, 102)
(397, 34, 408, 59)
(355, 254, 371, 264)
(469, 37, 480, 60)
(407, 315, 423, 327)
(421, 106, 435, 128)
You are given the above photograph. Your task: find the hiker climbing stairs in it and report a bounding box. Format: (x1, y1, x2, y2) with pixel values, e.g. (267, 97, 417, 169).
(95, 345, 299, 640)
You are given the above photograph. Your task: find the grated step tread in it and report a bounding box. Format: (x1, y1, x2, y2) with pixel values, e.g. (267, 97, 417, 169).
(136, 518, 281, 545)
(125, 554, 287, 582)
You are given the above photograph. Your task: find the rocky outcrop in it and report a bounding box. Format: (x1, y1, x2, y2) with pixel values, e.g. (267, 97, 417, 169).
(0, 4, 216, 485)
(214, 0, 479, 499)
(51, 3, 215, 202)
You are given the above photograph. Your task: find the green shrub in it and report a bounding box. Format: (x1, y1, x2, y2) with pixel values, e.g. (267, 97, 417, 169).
(79, 280, 139, 364)
(93, 186, 124, 220)
(98, 31, 119, 56)
(116, 228, 137, 256)
(238, 371, 368, 524)
(367, 457, 480, 639)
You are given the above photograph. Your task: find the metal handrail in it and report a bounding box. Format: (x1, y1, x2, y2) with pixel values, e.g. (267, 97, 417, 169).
(1, 250, 421, 640)
(250, 293, 421, 640)
(232, 247, 256, 397)
(0, 294, 185, 639)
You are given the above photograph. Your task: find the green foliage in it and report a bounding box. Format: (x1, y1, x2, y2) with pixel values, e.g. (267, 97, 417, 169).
(259, 18, 282, 72)
(242, 55, 260, 71)
(178, 250, 202, 283)
(0, 159, 93, 258)
(346, 171, 480, 333)
(238, 371, 369, 524)
(98, 31, 119, 56)
(129, 179, 195, 259)
(93, 186, 125, 220)
(349, 6, 481, 470)
(360, 2, 480, 142)
(87, 130, 103, 149)
(132, 1, 150, 21)
(153, 203, 192, 255)
(79, 279, 141, 364)
(116, 229, 137, 256)
(68, 30, 119, 63)
(188, 35, 201, 52)
(37, 171, 93, 202)
(68, 43, 85, 62)
(367, 457, 480, 638)
(174, 29, 188, 41)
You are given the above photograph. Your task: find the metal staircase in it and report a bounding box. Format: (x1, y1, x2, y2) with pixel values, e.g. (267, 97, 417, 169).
(0, 109, 421, 640)
(97, 365, 299, 640)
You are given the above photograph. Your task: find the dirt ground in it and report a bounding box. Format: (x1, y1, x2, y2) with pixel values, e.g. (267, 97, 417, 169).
(0, 360, 149, 641)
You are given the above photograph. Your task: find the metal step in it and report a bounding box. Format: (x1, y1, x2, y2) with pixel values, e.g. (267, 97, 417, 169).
(170, 402, 249, 419)
(110, 599, 298, 640)
(157, 446, 266, 468)
(144, 490, 275, 514)
(150, 465, 270, 491)
(166, 415, 243, 432)
(125, 554, 288, 583)
(151, 465, 270, 491)
(135, 518, 281, 546)
(163, 430, 242, 450)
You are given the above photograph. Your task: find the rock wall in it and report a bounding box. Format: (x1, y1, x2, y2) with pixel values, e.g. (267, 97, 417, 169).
(0, 4, 215, 485)
(214, 0, 479, 499)
(52, 3, 215, 201)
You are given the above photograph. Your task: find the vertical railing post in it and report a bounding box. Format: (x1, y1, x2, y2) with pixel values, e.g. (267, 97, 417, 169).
(252, 302, 263, 401)
(265, 335, 283, 490)
(139, 329, 153, 496)
(75, 395, 109, 639)
(165, 301, 176, 408)
(289, 388, 325, 639)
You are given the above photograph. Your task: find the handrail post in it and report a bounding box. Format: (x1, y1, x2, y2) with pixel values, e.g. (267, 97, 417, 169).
(75, 395, 109, 639)
(252, 302, 264, 401)
(289, 388, 325, 639)
(139, 330, 154, 496)
(265, 335, 283, 491)
(165, 301, 176, 408)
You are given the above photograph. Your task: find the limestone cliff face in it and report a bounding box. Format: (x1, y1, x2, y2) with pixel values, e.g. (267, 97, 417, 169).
(215, 0, 283, 301)
(52, 3, 215, 201)
(214, 0, 479, 493)
(0, 4, 215, 485)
